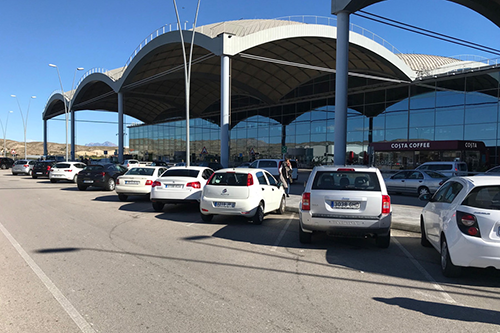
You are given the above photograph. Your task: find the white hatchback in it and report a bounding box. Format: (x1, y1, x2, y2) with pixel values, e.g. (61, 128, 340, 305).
(420, 176, 500, 277)
(49, 162, 87, 183)
(299, 166, 391, 247)
(116, 166, 168, 201)
(199, 168, 286, 224)
(150, 166, 214, 211)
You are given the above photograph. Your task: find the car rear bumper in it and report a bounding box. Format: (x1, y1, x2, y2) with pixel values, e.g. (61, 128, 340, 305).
(200, 197, 259, 217)
(299, 211, 392, 236)
(448, 234, 500, 269)
(116, 185, 151, 195)
(151, 189, 202, 203)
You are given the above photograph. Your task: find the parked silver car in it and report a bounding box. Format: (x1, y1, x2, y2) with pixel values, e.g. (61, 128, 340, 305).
(12, 160, 35, 176)
(384, 170, 448, 196)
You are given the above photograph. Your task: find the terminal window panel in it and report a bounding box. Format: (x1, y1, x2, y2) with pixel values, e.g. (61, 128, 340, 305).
(435, 125, 464, 141)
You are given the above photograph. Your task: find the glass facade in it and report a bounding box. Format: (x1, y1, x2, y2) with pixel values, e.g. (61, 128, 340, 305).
(130, 71, 500, 169)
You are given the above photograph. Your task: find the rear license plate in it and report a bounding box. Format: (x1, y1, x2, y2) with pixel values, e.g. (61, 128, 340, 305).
(83, 180, 93, 184)
(331, 201, 360, 209)
(125, 181, 139, 185)
(165, 184, 182, 188)
(36, 172, 42, 174)
(214, 202, 235, 208)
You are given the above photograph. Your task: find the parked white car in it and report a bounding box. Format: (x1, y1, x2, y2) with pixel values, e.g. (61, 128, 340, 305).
(49, 161, 87, 183)
(299, 166, 392, 247)
(199, 168, 286, 224)
(150, 166, 214, 211)
(116, 166, 168, 201)
(420, 176, 500, 277)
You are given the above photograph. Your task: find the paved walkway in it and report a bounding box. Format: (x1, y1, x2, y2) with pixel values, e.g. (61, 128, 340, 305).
(284, 170, 421, 233)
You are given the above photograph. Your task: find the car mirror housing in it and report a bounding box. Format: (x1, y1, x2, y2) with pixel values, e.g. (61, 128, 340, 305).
(419, 193, 432, 202)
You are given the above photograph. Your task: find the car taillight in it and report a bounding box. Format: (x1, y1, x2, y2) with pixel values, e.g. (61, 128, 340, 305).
(206, 172, 215, 184)
(145, 180, 153, 186)
(337, 168, 355, 172)
(152, 181, 162, 188)
(302, 192, 311, 211)
(47, 166, 51, 171)
(456, 211, 481, 237)
(116, 178, 120, 185)
(247, 173, 254, 186)
(64, 169, 72, 172)
(186, 181, 201, 189)
(278, 161, 282, 169)
(382, 195, 391, 214)
(101, 172, 106, 176)
(23, 164, 28, 167)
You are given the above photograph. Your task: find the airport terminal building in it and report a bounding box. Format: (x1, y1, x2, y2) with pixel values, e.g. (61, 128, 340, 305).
(43, 8, 500, 171)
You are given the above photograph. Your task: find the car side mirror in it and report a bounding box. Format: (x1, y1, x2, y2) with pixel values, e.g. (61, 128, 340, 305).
(419, 193, 432, 202)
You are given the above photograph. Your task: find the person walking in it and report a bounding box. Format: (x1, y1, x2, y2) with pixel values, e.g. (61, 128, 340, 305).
(280, 158, 292, 197)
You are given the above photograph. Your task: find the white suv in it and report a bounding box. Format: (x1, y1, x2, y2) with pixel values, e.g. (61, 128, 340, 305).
(200, 168, 286, 224)
(299, 166, 392, 247)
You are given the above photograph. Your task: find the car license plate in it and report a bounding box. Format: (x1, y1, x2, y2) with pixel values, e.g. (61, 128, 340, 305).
(214, 202, 235, 208)
(165, 184, 182, 188)
(331, 201, 360, 209)
(36, 172, 42, 174)
(125, 181, 139, 185)
(83, 180, 93, 184)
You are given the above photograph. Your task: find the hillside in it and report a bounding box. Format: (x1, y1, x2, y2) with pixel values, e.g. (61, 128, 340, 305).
(0, 140, 129, 159)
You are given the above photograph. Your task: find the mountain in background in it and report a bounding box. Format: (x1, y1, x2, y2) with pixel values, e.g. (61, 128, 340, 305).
(85, 141, 117, 147)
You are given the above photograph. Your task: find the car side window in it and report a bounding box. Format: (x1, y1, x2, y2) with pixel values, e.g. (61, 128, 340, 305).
(265, 172, 277, 186)
(433, 181, 463, 203)
(256, 171, 268, 185)
(202, 169, 213, 180)
(392, 171, 409, 180)
(250, 161, 258, 168)
(408, 171, 423, 180)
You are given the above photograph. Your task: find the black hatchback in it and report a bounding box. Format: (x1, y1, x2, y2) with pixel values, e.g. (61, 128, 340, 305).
(77, 163, 128, 191)
(0, 157, 14, 169)
(32, 161, 57, 179)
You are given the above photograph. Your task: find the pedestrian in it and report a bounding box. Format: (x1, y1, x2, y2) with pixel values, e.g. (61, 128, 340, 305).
(280, 158, 292, 197)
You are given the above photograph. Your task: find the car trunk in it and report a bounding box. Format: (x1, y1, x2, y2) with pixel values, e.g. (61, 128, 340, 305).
(310, 190, 383, 219)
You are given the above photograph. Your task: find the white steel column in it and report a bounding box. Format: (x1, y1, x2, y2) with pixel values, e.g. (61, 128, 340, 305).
(334, 10, 350, 166)
(220, 55, 230, 168)
(118, 92, 124, 162)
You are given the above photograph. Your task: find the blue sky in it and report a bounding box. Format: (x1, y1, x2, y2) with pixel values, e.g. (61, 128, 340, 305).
(1, 0, 499, 146)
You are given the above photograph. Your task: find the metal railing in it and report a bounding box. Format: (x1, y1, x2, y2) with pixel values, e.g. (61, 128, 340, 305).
(75, 67, 110, 88)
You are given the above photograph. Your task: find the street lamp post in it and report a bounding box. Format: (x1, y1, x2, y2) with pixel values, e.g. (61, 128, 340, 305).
(49, 64, 84, 162)
(11, 95, 36, 159)
(0, 111, 14, 157)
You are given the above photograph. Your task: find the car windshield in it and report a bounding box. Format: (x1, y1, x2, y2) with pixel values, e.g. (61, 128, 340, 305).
(462, 186, 500, 210)
(126, 168, 155, 176)
(312, 171, 381, 191)
(162, 169, 199, 178)
(208, 172, 248, 186)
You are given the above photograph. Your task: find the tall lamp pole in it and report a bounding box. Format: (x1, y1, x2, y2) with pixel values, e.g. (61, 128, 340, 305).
(0, 110, 14, 157)
(11, 95, 36, 159)
(49, 64, 83, 162)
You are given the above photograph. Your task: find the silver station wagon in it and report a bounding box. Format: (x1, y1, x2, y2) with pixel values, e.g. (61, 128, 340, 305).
(299, 166, 392, 248)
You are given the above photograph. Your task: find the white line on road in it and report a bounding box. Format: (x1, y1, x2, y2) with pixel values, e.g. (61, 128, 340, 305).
(393, 236, 457, 304)
(270, 214, 295, 252)
(0, 221, 96, 333)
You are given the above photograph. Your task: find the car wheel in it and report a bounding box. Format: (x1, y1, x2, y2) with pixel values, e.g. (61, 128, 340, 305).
(152, 202, 164, 212)
(418, 186, 430, 196)
(375, 230, 391, 248)
(441, 237, 462, 277)
(0, 164, 6, 169)
(77, 184, 87, 191)
(28, 170, 32, 176)
(105, 178, 116, 191)
(118, 194, 128, 201)
(299, 222, 312, 244)
(12, 172, 17, 176)
(276, 196, 285, 214)
(72, 175, 78, 183)
(420, 217, 432, 247)
(252, 202, 264, 225)
(200, 213, 213, 222)
(50, 179, 57, 183)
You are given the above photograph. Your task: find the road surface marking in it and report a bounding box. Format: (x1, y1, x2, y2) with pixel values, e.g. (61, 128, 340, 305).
(0, 221, 96, 333)
(270, 214, 294, 252)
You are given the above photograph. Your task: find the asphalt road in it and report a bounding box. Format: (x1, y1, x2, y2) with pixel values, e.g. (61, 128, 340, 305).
(1, 170, 499, 333)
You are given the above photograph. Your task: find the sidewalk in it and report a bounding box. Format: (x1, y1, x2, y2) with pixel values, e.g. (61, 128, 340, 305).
(284, 194, 421, 233)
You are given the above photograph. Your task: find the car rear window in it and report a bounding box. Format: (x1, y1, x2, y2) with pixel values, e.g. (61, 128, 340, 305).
(462, 186, 500, 210)
(208, 172, 248, 186)
(312, 171, 381, 191)
(15, 160, 28, 164)
(55, 163, 71, 168)
(259, 161, 277, 168)
(126, 168, 155, 176)
(163, 169, 199, 178)
(428, 164, 452, 170)
(85, 165, 104, 171)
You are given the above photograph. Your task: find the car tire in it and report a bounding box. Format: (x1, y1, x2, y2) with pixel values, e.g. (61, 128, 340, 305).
(118, 194, 128, 201)
(375, 230, 391, 248)
(200, 213, 213, 222)
(276, 196, 285, 214)
(50, 179, 57, 183)
(420, 217, 432, 247)
(441, 237, 462, 277)
(299, 222, 312, 244)
(418, 186, 430, 196)
(252, 202, 264, 225)
(12, 172, 17, 176)
(0, 164, 6, 169)
(152, 202, 164, 212)
(72, 175, 78, 183)
(105, 178, 116, 191)
(28, 170, 32, 176)
(77, 184, 87, 191)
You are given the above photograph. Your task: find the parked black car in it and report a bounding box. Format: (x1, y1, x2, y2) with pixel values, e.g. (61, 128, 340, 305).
(76, 163, 128, 191)
(197, 161, 224, 170)
(0, 157, 15, 169)
(32, 161, 57, 179)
